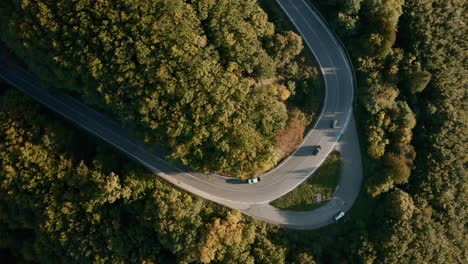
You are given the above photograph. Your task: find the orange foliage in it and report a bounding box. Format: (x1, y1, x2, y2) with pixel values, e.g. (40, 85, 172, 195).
(275, 109, 306, 159)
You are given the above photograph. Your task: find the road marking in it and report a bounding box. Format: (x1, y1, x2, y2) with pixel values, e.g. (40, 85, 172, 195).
(0, 0, 355, 206)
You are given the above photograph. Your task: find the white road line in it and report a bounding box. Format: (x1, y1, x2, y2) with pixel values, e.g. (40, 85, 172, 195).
(0, 0, 356, 208)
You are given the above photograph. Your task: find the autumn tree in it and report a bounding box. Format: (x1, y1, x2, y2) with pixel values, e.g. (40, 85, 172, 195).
(0, 0, 306, 176)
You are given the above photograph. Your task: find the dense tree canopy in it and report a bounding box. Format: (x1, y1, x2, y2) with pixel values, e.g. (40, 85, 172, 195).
(0, 0, 465, 263)
(0, 0, 313, 176)
(313, 0, 467, 262)
(0, 87, 295, 263)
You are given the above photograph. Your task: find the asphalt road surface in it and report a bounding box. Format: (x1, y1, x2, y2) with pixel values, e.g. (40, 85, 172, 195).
(0, 0, 361, 229)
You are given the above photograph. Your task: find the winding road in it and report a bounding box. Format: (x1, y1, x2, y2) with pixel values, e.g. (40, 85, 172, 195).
(0, 0, 362, 229)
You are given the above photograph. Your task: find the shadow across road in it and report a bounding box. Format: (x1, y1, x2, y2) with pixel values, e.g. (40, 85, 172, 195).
(225, 178, 246, 184)
(292, 145, 319, 156)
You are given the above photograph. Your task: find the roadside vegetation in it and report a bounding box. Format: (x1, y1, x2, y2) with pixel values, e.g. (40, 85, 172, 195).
(271, 151, 341, 211)
(303, 0, 467, 262)
(258, 0, 325, 164)
(0, 0, 465, 263)
(0, 0, 323, 177)
(0, 87, 291, 263)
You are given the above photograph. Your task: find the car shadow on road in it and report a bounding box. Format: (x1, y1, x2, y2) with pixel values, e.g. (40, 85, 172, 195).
(289, 168, 316, 175)
(225, 178, 246, 184)
(292, 145, 318, 156)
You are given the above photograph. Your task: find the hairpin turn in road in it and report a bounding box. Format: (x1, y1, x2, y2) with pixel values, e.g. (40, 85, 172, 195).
(0, 0, 362, 229)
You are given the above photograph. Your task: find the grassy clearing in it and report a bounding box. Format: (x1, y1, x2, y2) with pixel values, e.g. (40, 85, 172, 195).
(270, 151, 341, 211)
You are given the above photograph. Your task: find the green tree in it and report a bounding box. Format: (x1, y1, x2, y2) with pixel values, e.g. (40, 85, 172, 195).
(0, 0, 308, 176)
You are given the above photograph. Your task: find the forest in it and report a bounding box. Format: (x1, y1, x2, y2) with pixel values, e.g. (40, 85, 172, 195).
(309, 0, 466, 262)
(0, 0, 318, 177)
(0, 0, 466, 263)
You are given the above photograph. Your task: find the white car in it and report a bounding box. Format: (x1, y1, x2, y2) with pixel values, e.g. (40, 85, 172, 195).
(334, 211, 345, 221)
(247, 177, 261, 184)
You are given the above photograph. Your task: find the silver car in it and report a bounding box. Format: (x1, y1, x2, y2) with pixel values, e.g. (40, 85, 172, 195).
(334, 211, 345, 221)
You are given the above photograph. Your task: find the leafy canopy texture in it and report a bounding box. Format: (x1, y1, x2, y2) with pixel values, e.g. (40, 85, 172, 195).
(0, 0, 306, 176)
(0, 88, 292, 263)
(319, 0, 467, 262)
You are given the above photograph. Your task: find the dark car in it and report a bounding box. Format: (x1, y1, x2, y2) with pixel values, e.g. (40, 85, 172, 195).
(312, 145, 321, 155)
(331, 119, 338, 128)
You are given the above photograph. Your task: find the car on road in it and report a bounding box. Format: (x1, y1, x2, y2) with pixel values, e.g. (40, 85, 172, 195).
(247, 177, 261, 184)
(312, 145, 321, 155)
(331, 119, 338, 128)
(334, 211, 345, 221)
